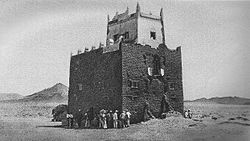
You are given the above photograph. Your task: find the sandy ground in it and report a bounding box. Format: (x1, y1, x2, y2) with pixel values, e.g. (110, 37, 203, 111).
(0, 102, 249, 141)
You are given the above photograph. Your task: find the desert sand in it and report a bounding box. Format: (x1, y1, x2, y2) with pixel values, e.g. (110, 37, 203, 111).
(0, 101, 249, 141)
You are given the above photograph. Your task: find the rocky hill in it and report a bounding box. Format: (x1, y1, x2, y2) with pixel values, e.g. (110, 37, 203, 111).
(186, 96, 250, 105)
(20, 83, 68, 102)
(0, 93, 23, 101)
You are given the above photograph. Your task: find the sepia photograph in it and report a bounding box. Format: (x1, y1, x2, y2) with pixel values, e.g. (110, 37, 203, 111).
(0, 0, 249, 140)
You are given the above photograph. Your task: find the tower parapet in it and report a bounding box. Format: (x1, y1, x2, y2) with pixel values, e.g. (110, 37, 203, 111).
(106, 3, 165, 48)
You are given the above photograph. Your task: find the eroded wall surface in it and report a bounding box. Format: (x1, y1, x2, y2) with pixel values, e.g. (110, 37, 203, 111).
(121, 43, 183, 123)
(68, 48, 122, 115)
(107, 17, 137, 44)
(68, 43, 183, 123)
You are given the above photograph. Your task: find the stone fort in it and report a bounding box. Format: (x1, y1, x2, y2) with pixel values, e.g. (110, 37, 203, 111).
(68, 3, 184, 123)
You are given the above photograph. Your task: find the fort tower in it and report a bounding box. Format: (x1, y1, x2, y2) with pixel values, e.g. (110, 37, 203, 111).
(68, 3, 184, 123)
(106, 3, 165, 48)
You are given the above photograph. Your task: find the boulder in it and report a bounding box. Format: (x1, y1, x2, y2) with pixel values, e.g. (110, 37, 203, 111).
(52, 104, 68, 122)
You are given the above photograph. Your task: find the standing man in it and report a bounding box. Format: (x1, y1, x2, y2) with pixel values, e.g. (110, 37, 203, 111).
(88, 107, 94, 128)
(113, 110, 118, 128)
(187, 109, 192, 119)
(67, 113, 74, 128)
(126, 110, 131, 127)
(106, 110, 112, 128)
(84, 112, 89, 128)
(66, 113, 70, 128)
(120, 111, 126, 128)
(76, 109, 83, 128)
(99, 109, 105, 128)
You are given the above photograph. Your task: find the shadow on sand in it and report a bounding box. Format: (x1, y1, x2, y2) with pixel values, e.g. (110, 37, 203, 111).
(36, 124, 129, 130)
(36, 125, 65, 128)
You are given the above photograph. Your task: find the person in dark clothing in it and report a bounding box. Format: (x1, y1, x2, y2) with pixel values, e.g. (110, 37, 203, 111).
(67, 113, 74, 128)
(66, 113, 70, 128)
(76, 109, 83, 128)
(159, 94, 174, 118)
(106, 110, 113, 128)
(143, 102, 155, 121)
(92, 114, 99, 128)
(87, 107, 94, 128)
(109, 110, 113, 128)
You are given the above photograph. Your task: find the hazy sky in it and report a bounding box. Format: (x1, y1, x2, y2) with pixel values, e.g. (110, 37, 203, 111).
(0, 0, 249, 100)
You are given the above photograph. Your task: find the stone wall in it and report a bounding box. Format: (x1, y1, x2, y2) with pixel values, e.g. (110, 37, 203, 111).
(121, 43, 183, 123)
(107, 17, 137, 44)
(68, 48, 122, 116)
(68, 43, 183, 123)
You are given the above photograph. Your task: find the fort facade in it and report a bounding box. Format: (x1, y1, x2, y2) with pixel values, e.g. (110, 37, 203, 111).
(68, 3, 183, 123)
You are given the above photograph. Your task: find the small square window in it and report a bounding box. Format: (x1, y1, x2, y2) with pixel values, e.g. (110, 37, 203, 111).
(78, 83, 83, 91)
(124, 32, 129, 39)
(113, 34, 119, 42)
(150, 31, 156, 40)
(132, 81, 139, 88)
(76, 60, 80, 65)
(169, 82, 175, 90)
(128, 80, 139, 88)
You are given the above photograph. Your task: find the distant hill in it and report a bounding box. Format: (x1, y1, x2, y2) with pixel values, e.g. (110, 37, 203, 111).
(19, 83, 68, 102)
(0, 93, 23, 101)
(186, 96, 250, 105)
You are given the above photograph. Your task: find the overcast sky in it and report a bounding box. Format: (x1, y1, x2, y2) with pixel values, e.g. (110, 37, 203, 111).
(0, 0, 249, 100)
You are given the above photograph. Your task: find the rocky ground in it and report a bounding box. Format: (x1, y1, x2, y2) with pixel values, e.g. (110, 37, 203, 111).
(0, 101, 249, 141)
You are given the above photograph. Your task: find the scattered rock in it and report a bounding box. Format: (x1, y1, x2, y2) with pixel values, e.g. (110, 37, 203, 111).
(38, 112, 43, 116)
(228, 116, 249, 121)
(192, 118, 203, 122)
(52, 104, 68, 121)
(235, 116, 248, 121)
(161, 110, 183, 118)
(228, 117, 235, 121)
(211, 116, 217, 120)
(199, 114, 210, 119)
(241, 113, 247, 117)
(188, 123, 198, 127)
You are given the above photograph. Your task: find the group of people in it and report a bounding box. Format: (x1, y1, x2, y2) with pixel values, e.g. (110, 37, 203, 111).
(67, 108, 131, 129)
(97, 109, 131, 129)
(184, 109, 192, 119)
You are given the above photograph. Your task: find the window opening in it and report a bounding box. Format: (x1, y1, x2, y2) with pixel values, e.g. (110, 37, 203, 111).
(169, 82, 175, 90)
(78, 83, 83, 91)
(113, 34, 119, 42)
(128, 80, 139, 88)
(153, 55, 161, 75)
(124, 32, 129, 39)
(150, 31, 156, 40)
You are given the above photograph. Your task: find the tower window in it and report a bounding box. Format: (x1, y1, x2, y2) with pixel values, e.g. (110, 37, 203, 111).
(169, 82, 175, 90)
(78, 83, 83, 91)
(128, 80, 139, 88)
(160, 68, 164, 76)
(148, 67, 153, 76)
(153, 55, 161, 75)
(113, 34, 118, 42)
(150, 31, 156, 40)
(124, 32, 129, 39)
